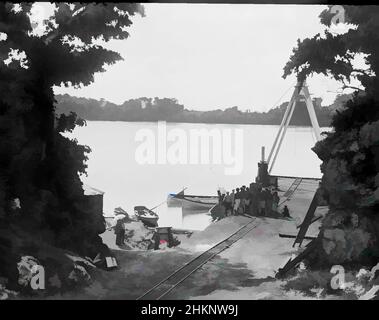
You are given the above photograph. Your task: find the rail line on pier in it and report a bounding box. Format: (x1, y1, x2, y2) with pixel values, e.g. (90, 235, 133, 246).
(137, 218, 259, 300)
(279, 178, 303, 206)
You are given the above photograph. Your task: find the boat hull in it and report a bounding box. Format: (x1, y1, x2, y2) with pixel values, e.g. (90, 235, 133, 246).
(138, 216, 159, 227)
(168, 193, 218, 210)
(167, 194, 183, 207)
(134, 206, 159, 227)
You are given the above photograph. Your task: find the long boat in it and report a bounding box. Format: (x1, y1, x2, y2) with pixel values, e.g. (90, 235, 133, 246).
(167, 190, 218, 210)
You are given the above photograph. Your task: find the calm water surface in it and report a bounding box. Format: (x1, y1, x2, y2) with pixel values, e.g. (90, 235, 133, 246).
(68, 121, 330, 230)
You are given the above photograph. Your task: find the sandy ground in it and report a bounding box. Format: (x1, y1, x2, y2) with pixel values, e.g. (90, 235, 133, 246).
(163, 215, 309, 299)
(47, 248, 196, 299)
(51, 178, 332, 300)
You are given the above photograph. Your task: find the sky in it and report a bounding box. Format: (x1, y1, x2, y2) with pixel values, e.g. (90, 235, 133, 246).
(51, 4, 354, 112)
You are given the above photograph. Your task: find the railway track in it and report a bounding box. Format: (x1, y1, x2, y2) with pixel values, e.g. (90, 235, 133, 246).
(137, 218, 259, 300)
(279, 178, 302, 205)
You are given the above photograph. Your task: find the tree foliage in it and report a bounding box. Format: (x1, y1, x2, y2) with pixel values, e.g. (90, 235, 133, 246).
(283, 6, 379, 94)
(0, 3, 144, 282)
(284, 6, 379, 267)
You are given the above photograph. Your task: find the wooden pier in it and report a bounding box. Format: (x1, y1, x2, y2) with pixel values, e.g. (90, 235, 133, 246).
(136, 174, 325, 299)
(137, 83, 328, 297)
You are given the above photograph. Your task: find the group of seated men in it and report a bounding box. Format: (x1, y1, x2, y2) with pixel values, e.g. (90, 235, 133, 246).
(217, 183, 291, 218)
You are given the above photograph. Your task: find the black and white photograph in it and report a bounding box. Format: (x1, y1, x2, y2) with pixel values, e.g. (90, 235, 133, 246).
(1, 0, 379, 307)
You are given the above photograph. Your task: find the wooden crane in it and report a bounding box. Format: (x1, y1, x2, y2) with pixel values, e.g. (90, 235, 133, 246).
(266, 80, 322, 174)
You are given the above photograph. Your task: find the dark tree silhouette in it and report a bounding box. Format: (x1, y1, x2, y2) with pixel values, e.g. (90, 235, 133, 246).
(284, 6, 378, 95)
(0, 3, 144, 286)
(55, 93, 337, 126)
(284, 6, 379, 267)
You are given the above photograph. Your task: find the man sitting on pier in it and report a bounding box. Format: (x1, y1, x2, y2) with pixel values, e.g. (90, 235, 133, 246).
(282, 205, 292, 218)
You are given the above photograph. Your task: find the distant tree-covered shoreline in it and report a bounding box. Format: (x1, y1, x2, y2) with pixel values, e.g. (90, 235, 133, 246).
(55, 93, 351, 127)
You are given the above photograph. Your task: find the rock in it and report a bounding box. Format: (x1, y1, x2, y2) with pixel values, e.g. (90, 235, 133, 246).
(0, 277, 16, 300)
(358, 285, 379, 300)
(321, 224, 372, 265)
(114, 207, 132, 221)
(124, 220, 155, 250)
(359, 120, 379, 148)
(68, 264, 91, 286)
(0, 283, 17, 300)
(349, 141, 359, 152)
(370, 262, 379, 282)
(10, 198, 21, 210)
(48, 274, 62, 289)
(17, 256, 41, 288)
(65, 253, 96, 269)
(0, 287, 9, 300)
(356, 268, 371, 282)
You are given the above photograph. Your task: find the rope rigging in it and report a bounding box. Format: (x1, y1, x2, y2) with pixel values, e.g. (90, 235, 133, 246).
(266, 79, 322, 175)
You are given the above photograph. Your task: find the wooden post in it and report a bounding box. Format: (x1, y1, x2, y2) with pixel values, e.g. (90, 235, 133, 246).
(302, 84, 321, 141)
(267, 85, 298, 164)
(269, 86, 299, 174)
(293, 189, 319, 247)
